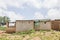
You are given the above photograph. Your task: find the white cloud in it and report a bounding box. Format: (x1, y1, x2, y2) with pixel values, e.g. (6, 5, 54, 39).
(34, 12, 45, 19)
(46, 9, 60, 20)
(34, 9, 60, 20)
(0, 9, 6, 16)
(26, 0, 59, 9)
(4, 0, 20, 8)
(43, 0, 58, 9)
(5, 11, 25, 22)
(26, 0, 42, 9)
(0, 0, 59, 9)
(0, 0, 20, 8)
(0, 8, 25, 22)
(0, 0, 26, 22)
(0, 0, 42, 10)
(0, 0, 25, 9)
(58, 0, 60, 7)
(0, 0, 60, 21)
(0, 0, 7, 9)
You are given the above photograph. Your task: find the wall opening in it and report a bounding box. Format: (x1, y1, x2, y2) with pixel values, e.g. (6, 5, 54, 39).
(8, 22, 16, 28)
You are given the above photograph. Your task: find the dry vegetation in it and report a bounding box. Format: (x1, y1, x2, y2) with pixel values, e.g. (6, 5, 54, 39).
(0, 27, 60, 40)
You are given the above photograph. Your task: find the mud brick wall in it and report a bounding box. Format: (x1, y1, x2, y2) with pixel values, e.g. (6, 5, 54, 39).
(16, 20, 34, 32)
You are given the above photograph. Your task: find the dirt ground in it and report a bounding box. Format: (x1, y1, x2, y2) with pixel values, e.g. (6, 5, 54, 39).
(0, 30, 6, 34)
(0, 30, 60, 40)
(0, 30, 42, 40)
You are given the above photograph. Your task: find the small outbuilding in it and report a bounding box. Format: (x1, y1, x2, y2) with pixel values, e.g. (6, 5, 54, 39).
(34, 19, 51, 30)
(16, 20, 34, 32)
(6, 20, 34, 32)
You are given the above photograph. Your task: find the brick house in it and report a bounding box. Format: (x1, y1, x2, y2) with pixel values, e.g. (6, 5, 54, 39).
(6, 19, 60, 33)
(6, 20, 34, 33)
(34, 19, 51, 30)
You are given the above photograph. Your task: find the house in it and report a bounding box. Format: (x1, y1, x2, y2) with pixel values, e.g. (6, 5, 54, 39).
(6, 19, 60, 33)
(6, 20, 34, 33)
(34, 19, 51, 30)
(16, 20, 34, 32)
(51, 19, 60, 31)
(39, 20, 51, 30)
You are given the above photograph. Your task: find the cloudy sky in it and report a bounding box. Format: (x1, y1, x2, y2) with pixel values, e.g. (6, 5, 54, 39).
(0, 0, 60, 21)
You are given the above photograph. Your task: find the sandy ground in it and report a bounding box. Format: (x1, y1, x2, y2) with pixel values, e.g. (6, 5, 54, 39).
(0, 30, 60, 40)
(0, 30, 42, 40)
(0, 30, 6, 34)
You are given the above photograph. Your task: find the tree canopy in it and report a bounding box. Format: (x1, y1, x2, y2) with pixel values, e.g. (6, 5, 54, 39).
(0, 16, 10, 23)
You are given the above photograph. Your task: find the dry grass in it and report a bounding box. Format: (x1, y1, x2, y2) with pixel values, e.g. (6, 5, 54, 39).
(0, 27, 60, 40)
(0, 30, 60, 40)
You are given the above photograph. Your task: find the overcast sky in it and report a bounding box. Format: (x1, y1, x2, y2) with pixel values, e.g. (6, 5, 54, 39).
(0, 0, 60, 21)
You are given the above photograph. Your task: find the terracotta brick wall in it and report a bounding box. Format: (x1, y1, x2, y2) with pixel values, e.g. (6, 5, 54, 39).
(51, 21, 60, 30)
(6, 22, 16, 33)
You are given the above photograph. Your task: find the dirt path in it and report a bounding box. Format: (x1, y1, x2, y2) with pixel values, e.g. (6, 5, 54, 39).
(0, 30, 6, 34)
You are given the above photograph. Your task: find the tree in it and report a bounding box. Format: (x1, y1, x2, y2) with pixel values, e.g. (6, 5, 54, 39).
(2, 16, 10, 23)
(0, 16, 10, 25)
(0, 16, 3, 23)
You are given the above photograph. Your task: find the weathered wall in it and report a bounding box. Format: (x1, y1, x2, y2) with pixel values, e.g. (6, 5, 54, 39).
(40, 22, 51, 30)
(16, 20, 34, 32)
(51, 21, 60, 30)
(6, 27, 16, 33)
(6, 22, 16, 33)
(35, 21, 51, 30)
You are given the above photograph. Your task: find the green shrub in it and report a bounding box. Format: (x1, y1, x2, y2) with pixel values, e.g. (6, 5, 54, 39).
(13, 29, 35, 35)
(0, 27, 6, 30)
